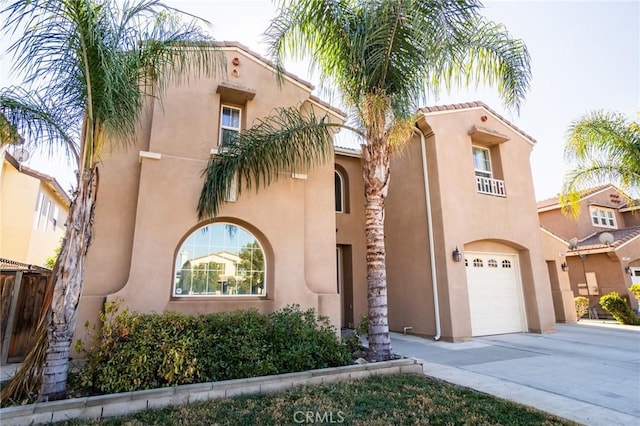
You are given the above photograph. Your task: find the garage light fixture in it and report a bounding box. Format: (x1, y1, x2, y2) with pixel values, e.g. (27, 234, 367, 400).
(625, 266, 632, 275)
(452, 247, 462, 262)
(561, 262, 569, 272)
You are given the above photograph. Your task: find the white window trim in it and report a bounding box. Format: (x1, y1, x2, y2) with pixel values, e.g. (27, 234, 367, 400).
(219, 105, 241, 148)
(43, 200, 51, 232)
(472, 146, 492, 178)
(590, 206, 618, 229)
(335, 170, 344, 213)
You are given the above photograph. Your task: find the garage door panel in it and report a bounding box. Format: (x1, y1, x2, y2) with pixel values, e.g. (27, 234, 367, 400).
(466, 253, 526, 336)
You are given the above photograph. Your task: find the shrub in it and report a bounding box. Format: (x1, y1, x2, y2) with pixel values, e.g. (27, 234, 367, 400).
(599, 292, 640, 325)
(574, 296, 590, 320)
(75, 303, 351, 395)
(630, 283, 640, 302)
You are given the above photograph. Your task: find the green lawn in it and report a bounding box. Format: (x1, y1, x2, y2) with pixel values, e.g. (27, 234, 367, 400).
(54, 374, 577, 425)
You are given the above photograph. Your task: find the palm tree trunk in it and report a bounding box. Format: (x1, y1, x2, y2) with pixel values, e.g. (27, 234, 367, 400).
(38, 167, 98, 401)
(362, 141, 393, 360)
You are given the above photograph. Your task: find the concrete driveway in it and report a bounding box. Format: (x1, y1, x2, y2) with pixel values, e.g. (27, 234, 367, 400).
(390, 321, 640, 426)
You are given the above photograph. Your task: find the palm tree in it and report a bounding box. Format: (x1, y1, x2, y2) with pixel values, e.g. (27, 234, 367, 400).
(198, 0, 530, 360)
(0, 0, 222, 401)
(560, 110, 640, 216)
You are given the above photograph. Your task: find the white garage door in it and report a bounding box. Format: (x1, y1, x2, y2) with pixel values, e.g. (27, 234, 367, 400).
(465, 252, 526, 336)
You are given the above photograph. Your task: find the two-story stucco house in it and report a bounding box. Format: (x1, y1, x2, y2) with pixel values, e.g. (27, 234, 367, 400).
(538, 184, 640, 318)
(75, 42, 556, 346)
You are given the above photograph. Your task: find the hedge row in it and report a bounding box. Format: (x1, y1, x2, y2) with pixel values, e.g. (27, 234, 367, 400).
(74, 303, 351, 394)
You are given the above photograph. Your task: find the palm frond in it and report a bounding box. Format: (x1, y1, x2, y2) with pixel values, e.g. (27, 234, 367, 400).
(560, 110, 640, 216)
(267, 0, 530, 140)
(1, 0, 223, 163)
(198, 107, 338, 219)
(0, 87, 80, 163)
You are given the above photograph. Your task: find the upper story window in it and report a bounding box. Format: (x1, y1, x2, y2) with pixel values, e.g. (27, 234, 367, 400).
(174, 223, 265, 297)
(472, 145, 505, 197)
(590, 206, 617, 229)
(335, 171, 344, 213)
(473, 146, 492, 178)
(334, 165, 350, 213)
(219, 105, 241, 148)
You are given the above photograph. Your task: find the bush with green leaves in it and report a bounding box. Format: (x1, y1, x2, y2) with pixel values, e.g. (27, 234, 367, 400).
(599, 292, 640, 325)
(574, 296, 589, 320)
(74, 302, 351, 395)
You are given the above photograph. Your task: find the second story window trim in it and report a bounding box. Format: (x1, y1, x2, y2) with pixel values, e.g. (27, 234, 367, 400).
(472, 146, 492, 178)
(472, 145, 505, 197)
(219, 105, 241, 149)
(335, 170, 344, 213)
(590, 206, 617, 229)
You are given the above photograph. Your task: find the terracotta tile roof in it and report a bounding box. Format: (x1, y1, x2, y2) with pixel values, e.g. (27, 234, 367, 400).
(418, 101, 536, 144)
(4, 152, 72, 205)
(536, 184, 617, 210)
(571, 226, 640, 251)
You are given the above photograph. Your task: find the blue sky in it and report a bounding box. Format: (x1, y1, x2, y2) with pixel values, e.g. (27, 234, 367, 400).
(1, 0, 638, 200)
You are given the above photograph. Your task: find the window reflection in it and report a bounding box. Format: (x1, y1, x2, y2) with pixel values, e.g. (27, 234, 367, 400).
(174, 224, 265, 297)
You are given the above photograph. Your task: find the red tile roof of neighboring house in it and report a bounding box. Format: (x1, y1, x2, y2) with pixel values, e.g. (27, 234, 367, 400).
(418, 101, 537, 144)
(574, 226, 640, 251)
(4, 152, 72, 206)
(542, 225, 640, 253)
(536, 184, 620, 210)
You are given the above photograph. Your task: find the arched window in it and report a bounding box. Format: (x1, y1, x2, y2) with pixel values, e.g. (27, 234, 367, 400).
(174, 223, 265, 297)
(335, 170, 344, 213)
(487, 259, 498, 268)
(502, 259, 512, 268)
(473, 258, 483, 268)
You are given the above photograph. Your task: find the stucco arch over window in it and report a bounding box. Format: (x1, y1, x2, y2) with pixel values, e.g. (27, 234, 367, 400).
(173, 222, 266, 297)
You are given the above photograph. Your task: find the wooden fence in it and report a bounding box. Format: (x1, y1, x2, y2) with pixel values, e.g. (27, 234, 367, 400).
(1, 258, 51, 365)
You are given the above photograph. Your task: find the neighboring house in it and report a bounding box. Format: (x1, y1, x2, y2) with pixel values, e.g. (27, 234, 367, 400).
(0, 151, 70, 266)
(538, 184, 640, 318)
(75, 43, 555, 346)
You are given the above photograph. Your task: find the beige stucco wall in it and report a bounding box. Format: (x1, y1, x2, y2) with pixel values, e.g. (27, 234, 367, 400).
(539, 230, 578, 322)
(77, 46, 344, 347)
(385, 140, 435, 336)
(335, 154, 368, 328)
(1, 160, 67, 266)
(384, 107, 555, 341)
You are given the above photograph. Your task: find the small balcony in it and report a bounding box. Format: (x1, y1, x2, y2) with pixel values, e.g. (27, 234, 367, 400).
(476, 176, 506, 197)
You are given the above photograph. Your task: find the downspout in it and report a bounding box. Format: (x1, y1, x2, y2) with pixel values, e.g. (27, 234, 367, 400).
(417, 127, 441, 341)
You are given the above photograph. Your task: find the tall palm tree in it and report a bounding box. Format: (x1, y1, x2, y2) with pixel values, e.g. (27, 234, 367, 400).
(198, 0, 530, 360)
(560, 110, 640, 216)
(0, 0, 222, 401)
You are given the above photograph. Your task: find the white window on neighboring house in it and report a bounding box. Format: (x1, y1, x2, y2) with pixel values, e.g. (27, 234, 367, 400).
(34, 192, 45, 229)
(219, 105, 241, 148)
(590, 206, 617, 229)
(472, 146, 492, 178)
(43, 200, 51, 232)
